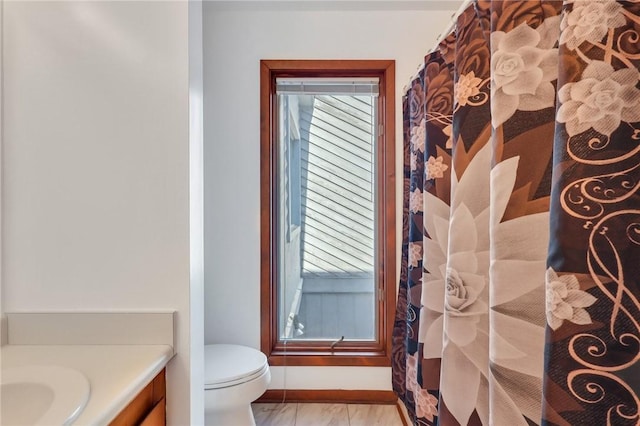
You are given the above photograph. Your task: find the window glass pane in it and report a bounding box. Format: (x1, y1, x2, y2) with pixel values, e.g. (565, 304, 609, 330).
(277, 79, 378, 341)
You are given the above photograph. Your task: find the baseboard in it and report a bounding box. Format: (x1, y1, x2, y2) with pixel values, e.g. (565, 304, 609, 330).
(396, 399, 410, 426)
(256, 389, 397, 404)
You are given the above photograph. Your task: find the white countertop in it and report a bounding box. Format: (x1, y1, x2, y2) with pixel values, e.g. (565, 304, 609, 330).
(1, 344, 174, 425)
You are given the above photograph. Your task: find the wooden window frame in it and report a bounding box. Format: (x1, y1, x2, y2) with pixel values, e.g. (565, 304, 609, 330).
(260, 59, 395, 366)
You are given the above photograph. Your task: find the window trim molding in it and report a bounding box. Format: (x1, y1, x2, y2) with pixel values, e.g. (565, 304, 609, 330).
(260, 59, 396, 367)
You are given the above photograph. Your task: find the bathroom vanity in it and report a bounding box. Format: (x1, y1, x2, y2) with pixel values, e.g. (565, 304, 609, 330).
(1, 344, 173, 425)
(0, 312, 175, 425)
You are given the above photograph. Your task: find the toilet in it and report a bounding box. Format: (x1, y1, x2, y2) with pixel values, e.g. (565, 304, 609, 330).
(204, 344, 271, 426)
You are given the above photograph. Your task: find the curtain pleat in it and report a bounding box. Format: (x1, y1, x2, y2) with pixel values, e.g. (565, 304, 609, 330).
(392, 1, 640, 425)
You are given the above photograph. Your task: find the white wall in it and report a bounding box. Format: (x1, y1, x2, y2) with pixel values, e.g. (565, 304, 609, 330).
(1, 0, 5, 327)
(2, 1, 201, 423)
(203, 1, 460, 390)
(188, 0, 206, 423)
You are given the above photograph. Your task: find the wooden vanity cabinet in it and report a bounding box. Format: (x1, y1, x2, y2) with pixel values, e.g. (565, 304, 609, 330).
(109, 369, 166, 426)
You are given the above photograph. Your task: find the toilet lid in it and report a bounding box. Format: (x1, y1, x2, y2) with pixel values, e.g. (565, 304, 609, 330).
(204, 344, 268, 386)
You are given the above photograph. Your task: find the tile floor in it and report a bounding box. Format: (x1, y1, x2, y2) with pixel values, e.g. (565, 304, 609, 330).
(252, 403, 403, 426)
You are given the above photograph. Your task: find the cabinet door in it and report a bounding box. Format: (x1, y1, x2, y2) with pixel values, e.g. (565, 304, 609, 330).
(109, 369, 166, 426)
(140, 398, 165, 426)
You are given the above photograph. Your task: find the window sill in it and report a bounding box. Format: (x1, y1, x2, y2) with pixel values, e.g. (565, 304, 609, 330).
(267, 351, 391, 367)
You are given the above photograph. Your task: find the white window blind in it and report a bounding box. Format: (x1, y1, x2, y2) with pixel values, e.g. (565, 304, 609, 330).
(276, 77, 379, 96)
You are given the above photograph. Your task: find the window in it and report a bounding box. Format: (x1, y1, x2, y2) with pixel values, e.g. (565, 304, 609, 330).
(260, 60, 395, 366)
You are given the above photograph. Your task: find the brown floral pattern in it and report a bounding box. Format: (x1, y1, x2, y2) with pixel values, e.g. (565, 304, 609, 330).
(392, 1, 640, 425)
(544, 1, 640, 425)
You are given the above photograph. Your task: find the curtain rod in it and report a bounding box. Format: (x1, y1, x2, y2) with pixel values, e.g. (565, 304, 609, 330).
(402, 0, 475, 96)
(435, 0, 475, 46)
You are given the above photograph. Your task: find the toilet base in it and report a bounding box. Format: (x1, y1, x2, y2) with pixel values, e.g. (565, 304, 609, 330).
(205, 405, 256, 426)
(204, 367, 270, 426)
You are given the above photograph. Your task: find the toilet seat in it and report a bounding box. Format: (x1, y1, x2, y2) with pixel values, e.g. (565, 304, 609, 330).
(204, 344, 269, 390)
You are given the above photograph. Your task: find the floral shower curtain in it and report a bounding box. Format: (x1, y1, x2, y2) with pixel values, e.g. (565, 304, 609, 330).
(391, 1, 640, 425)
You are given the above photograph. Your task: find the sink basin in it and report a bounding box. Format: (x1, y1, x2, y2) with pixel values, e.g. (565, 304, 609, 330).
(1, 365, 90, 425)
